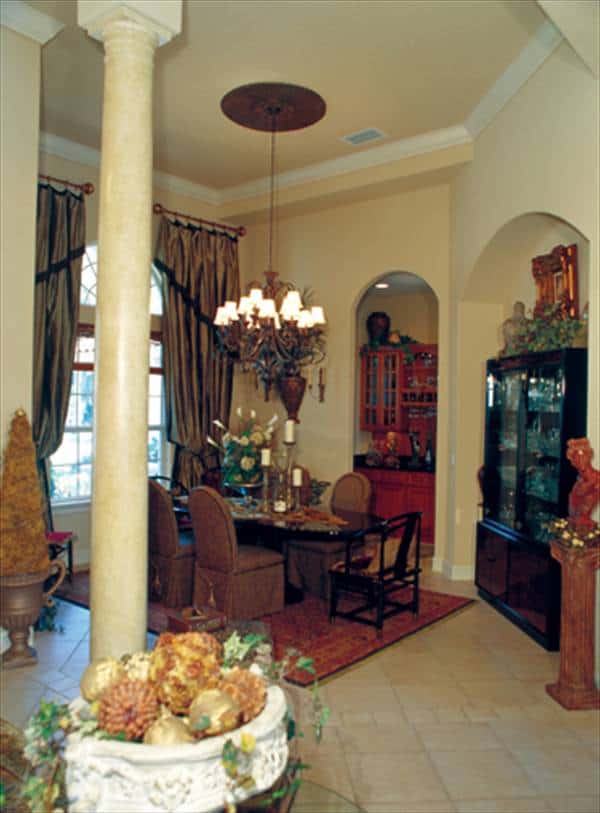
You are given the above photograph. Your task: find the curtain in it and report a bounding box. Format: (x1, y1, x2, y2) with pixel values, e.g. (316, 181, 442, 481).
(33, 184, 86, 526)
(154, 216, 240, 491)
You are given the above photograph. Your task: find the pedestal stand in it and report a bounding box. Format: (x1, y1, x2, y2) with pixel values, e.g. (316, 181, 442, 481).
(546, 539, 600, 710)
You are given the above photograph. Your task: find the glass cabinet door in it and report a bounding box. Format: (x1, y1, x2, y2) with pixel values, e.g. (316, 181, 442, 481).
(484, 368, 525, 528)
(522, 362, 563, 540)
(362, 353, 379, 428)
(381, 352, 401, 427)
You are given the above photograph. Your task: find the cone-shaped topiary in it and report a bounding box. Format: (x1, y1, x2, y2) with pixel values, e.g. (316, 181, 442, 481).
(0, 409, 50, 575)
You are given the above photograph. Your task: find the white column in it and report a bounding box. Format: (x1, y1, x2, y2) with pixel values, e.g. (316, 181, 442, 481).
(78, 1, 180, 659)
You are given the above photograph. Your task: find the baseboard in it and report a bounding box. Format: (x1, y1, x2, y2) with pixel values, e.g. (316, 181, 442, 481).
(432, 558, 475, 581)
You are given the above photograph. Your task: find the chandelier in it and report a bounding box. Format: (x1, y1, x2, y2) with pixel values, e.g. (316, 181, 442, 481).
(214, 83, 327, 401)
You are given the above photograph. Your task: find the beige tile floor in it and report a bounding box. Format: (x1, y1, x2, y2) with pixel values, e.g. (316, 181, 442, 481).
(1, 562, 598, 813)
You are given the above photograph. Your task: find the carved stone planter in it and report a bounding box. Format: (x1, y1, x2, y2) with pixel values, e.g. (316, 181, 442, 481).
(65, 685, 288, 812)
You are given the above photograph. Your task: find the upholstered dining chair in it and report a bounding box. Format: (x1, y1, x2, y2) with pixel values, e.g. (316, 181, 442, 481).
(148, 478, 195, 607)
(329, 510, 422, 631)
(287, 471, 373, 600)
(188, 486, 284, 619)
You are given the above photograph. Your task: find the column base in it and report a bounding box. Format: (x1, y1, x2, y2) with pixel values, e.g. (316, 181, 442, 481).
(546, 681, 600, 710)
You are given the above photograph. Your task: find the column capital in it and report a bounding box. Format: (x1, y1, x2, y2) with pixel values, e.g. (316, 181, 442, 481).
(78, 0, 181, 47)
(1, 0, 63, 45)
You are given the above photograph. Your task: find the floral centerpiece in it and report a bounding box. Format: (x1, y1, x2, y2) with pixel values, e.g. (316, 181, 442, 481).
(544, 518, 600, 549)
(208, 408, 278, 487)
(19, 630, 328, 813)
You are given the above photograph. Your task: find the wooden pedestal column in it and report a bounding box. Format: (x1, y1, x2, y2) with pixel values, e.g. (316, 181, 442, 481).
(546, 539, 600, 710)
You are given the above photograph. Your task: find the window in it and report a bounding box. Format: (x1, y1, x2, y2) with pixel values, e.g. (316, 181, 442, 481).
(49, 247, 167, 503)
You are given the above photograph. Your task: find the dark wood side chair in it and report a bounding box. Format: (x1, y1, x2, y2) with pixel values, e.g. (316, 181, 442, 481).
(329, 511, 422, 631)
(148, 478, 195, 607)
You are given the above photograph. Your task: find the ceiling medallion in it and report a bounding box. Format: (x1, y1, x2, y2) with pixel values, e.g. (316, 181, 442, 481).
(215, 83, 327, 412)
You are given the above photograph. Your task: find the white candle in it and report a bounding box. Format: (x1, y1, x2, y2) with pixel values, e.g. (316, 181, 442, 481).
(261, 448, 271, 466)
(284, 419, 295, 444)
(292, 467, 303, 487)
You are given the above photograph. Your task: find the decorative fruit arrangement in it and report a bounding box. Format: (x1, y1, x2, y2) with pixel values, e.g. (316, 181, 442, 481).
(21, 630, 329, 813)
(79, 631, 268, 744)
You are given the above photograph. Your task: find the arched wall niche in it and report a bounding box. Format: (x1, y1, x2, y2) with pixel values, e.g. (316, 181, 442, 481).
(463, 212, 589, 321)
(353, 269, 440, 550)
(446, 211, 590, 579)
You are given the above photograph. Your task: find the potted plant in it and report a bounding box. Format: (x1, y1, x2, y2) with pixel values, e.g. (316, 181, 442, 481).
(0, 409, 65, 668)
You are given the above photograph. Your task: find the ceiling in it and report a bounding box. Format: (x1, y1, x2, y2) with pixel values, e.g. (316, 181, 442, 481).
(27, 0, 549, 194)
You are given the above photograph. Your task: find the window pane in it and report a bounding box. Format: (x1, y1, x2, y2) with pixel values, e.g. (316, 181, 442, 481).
(78, 464, 93, 498)
(79, 431, 93, 463)
(149, 341, 162, 369)
(148, 430, 161, 464)
(80, 245, 98, 306)
(148, 397, 162, 426)
(52, 432, 78, 465)
(76, 335, 95, 365)
(150, 265, 163, 316)
(148, 459, 161, 478)
(79, 370, 94, 396)
(79, 395, 94, 427)
(149, 373, 163, 397)
(50, 466, 79, 500)
(65, 392, 78, 427)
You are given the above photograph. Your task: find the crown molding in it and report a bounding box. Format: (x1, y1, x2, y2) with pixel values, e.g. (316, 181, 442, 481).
(39, 20, 563, 207)
(39, 132, 218, 205)
(40, 132, 101, 168)
(223, 125, 473, 203)
(0, 0, 64, 44)
(465, 18, 563, 139)
(152, 169, 219, 206)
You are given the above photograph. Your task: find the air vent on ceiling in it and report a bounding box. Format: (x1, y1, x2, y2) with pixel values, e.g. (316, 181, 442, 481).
(341, 128, 386, 146)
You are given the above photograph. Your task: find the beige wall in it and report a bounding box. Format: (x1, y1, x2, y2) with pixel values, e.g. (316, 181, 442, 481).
(450, 41, 599, 675)
(449, 42, 599, 579)
(0, 26, 41, 448)
(232, 183, 451, 554)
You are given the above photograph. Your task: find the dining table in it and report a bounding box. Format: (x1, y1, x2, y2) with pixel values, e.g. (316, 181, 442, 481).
(173, 494, 382, 603)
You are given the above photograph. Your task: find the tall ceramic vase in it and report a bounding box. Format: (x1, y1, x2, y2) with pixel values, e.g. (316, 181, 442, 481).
(0, 560, 66, 668)
(278, 374, 307, 423)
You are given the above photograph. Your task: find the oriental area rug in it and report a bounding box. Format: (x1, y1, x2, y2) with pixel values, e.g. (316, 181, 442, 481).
(57, 572, 473, 686)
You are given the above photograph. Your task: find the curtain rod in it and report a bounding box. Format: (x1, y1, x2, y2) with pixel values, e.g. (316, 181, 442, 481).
(39, 174, 95, 195)
(153, 202, 246, 237)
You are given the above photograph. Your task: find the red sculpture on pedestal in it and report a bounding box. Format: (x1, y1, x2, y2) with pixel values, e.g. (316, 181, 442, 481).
(545, 437, 599, 711)
(566, 438, 600, 530)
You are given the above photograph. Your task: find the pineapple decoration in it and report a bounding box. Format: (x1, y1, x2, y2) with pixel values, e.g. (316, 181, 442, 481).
(98, 677, 160, 741)
(0, 409, 49, 576)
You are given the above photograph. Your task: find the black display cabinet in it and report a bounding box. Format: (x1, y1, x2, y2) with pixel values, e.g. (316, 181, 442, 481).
(476, 348, 587, 650)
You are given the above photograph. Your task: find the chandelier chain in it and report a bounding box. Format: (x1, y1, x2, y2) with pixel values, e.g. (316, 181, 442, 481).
(268, 122, 276, 274)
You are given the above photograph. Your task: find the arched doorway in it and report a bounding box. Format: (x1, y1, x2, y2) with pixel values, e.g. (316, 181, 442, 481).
(353, 271, 439, 556)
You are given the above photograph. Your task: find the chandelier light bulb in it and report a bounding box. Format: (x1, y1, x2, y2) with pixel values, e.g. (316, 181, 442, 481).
(258, 298, 277, 320)
(237, 295, 252, 315)
(310, 306, 326, 325)
(249, 288, 263, 305)
(214, 306, 228, 326)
